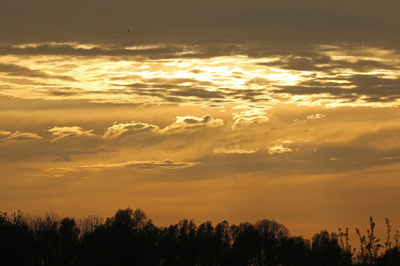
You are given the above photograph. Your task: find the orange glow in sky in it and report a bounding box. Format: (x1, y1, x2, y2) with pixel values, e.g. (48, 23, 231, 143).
(1, 0, 400, 240)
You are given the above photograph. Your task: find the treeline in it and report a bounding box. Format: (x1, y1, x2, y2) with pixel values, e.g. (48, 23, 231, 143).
(1, 208, 399, 266)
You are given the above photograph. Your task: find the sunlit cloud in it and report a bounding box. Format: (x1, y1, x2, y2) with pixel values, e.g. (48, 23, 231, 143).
(307, 113, 326, 121)
(381, 156, 400, 160)
(213, 146, 258, 154)
(0, 130, 42, 144)
(0, 130, 11, 139)
(294, 113, 326, 124)
(47, 159, 199, 177)
(268, 144, 293, 155)
(162, 115, 224, 133)
(48, 126, 98, 142)
(1, 43, 400, 107)
(279, 139, 294, 144)
(231, 109, 269, 129)
(103, 122, 159, 140)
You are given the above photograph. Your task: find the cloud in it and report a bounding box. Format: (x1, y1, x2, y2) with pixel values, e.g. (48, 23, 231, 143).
(213, 146, 258, 154)
(0, 63, 78, 82)
(307, 113, 326, 121)
(295, 113, 326, 123)
(330, 158, 340, 161)
(258, 56, 397, 73)
(272, 74, 400, 107)
(162, 115, 224, 133)
(293, 119, 306, 124)
(231, 109, 269, 129)
(47, 159, 198, 176)
(2, 44, 400, 107)
(233, 105, 272, 110)
(268, 144, 293, 155)
(103, 122, 159, 140)
(0, 44, 187, 59)
(0, 130, 11, 139)
(279, 139, 294, 144)
(101, 115, 223, 140)
(381, 156, 400, 160)
(246, 77, 273, 85)
(122, 79, 225, 104)
(49, 126, 98, 142)
(0, 130, 42, 144)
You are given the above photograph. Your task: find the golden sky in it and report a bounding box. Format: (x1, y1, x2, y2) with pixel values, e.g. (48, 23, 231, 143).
(1, 0, 400, 239)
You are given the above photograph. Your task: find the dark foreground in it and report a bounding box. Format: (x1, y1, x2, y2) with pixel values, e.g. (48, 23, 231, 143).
(1, 208, 399, 266)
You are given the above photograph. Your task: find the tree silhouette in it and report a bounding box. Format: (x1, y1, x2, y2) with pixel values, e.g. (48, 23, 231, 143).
(0, 211, 33, 266)
(255, 219, 290, 266)
(311, 230, 342, 266)
(1, 208, 399, 266)
(231, 222, 261, 266)
(81, 207, 158, 266)
(196, 221, 216, 266)
(214, 220, 233, 266)
(176, 219, 197, 265)
(160, 224, 179, 266)
(33, 212, 61, 266)
(58, 217, 80, 266)
(280, 236, 311, 266)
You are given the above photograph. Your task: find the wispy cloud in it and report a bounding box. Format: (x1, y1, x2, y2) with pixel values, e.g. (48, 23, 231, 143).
(0, 63, 78, 82)
(49, 126, 98, 142)
(213, 146, 258, 154)
(0, 130, 42, 144)
(47, 159, 199, 176)
(381, 156, 400, 160)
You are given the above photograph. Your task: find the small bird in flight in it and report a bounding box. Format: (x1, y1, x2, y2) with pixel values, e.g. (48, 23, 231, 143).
(128, 29, 130, 33)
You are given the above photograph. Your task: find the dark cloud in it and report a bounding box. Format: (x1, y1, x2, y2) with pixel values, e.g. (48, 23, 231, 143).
(0, 63, 78, 82)
(122, 85, 270, 104)
(146, 78, 215, 87)
(52, 154, 72, 163)
(246, 77, 273, 85)
(258, 56, 397, 72)
(47, 88, 83, 96)
(271, 85, 350, 96)
(122, 81, 226, 102)
(168, 88, 224, 99)
(271, 75, 400, 103)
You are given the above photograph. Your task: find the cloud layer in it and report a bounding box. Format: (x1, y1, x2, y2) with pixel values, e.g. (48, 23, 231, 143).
(2, 0, 400, 240)
(1, 44, 400, 107)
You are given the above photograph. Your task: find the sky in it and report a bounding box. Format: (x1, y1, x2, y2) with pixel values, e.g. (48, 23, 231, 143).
(1, 0, 400, 239)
